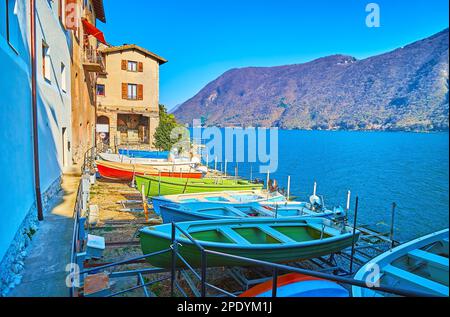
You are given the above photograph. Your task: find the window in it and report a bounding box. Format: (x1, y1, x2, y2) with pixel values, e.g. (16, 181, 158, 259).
(42, 42, 51, 82)
(128, 61, 137, 72)
(6, 0, 20, 52)
(96, 84, 105, 96)
(61, 63, 67, 92)
(128, 84, 137, 100)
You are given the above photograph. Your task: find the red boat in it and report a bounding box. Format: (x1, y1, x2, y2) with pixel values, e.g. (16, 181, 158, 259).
(96, 161, 204, 181)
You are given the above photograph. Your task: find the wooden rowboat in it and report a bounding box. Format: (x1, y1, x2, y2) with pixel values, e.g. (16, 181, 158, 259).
(352, 229, 449, 297)
(139, 217, 359, 268)
(96, 161, 204, 181)
(239, 273, 349, 297)
(136, 175, 264, 197)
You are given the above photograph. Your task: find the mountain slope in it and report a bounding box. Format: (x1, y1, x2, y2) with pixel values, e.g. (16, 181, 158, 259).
(174, 29, 449, 131)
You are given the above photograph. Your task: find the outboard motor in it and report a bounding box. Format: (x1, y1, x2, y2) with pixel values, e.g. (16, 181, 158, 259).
(269, 179, 279, 193)
(252, 178, 264, 185)
(333, 206, 346, 220)
(309, 195, 323, 211)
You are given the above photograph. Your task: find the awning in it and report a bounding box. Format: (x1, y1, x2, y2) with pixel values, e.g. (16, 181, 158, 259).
(82, 18, 107, 45)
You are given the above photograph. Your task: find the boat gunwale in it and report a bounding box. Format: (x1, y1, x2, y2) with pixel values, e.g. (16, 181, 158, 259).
(159, 203, 337, 221)
(136, 174, 258, 185)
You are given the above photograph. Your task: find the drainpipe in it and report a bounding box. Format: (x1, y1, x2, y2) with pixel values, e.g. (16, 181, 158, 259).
(31, 0, 44, 221)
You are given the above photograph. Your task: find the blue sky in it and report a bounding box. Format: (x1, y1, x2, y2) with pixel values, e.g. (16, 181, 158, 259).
(100, 0, 449, 110)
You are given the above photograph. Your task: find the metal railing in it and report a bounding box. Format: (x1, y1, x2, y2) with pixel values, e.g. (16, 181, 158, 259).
(168, 222, 436, 298)
(69, 147, 97, 297)
(83, 47, 105, 69)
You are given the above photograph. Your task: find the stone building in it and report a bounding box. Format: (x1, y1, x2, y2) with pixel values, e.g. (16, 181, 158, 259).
(70, 0, 106, 164)
(95, 44, 167, 150)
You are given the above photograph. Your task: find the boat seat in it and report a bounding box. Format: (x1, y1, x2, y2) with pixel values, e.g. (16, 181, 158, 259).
(224, 207, 250, 218)
(258, 225, 297, 244)
(383, 265, 448, 296)
(219, 227, 251, 245)
(251, 206, 274, 217)
(408, 249, 449, 271)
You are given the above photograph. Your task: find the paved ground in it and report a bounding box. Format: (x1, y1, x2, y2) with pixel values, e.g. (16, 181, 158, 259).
(9, 175, 80, 297)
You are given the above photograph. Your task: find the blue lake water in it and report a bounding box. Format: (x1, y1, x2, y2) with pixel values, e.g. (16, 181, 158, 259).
(200, 130, 449, 242)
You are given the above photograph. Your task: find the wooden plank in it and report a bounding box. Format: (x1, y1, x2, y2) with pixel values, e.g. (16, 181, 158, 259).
(219, 227, 251, 245)
(258, 225, 297, 244)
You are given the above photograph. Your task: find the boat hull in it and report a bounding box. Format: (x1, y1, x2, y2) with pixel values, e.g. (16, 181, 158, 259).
(151, 191, 286, 215)
(136, 175, 264, 198)
(239, 273, 349, 297)
(139, 218, 358, 268)
(159, 202, 336, 223)
(352, 229, 449, 297)
(96, 161, 203, 181)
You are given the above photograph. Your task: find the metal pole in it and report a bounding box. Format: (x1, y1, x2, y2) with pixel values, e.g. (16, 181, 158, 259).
(313, 182, 317, 196)
(349, 196, 359, 273)
(287, 176, 291, 200)
(250, 164, 253, 181)
(224, 159, 227, 177)
(171, 223, 176, 297)
(215, 156, 218, 172)
(201, 250, 207, 297)
(271, 268, 278, 298)
(158, 172, 161, 196)
(390, 202, 397, 249)
(30, 0, 43, 221)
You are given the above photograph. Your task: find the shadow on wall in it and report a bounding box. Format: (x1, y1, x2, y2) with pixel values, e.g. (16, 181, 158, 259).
(0, 0, 67, 293)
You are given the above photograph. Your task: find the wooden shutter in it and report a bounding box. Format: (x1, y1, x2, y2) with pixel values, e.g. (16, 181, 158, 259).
(138, 62, 143, 72)
(137, 84, 143, 100)
(121, 60, 127, 70)
(122, 83, 128, 99)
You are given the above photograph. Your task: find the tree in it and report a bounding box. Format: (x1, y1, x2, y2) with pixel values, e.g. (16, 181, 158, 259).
(153, 104, 181, 151)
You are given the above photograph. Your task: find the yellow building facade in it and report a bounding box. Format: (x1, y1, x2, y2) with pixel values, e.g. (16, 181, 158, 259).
(96, 45, 167, 150)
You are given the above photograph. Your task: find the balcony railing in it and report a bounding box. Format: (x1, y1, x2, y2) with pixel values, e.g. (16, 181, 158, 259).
(83, 48, 105, 73)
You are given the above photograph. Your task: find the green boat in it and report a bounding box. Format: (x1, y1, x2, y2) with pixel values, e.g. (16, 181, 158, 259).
(135, 175, 264, 198)
(139, 217, 359, 268)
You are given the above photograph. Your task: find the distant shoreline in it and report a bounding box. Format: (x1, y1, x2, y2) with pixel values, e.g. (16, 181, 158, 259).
(186, 125, 449, 134)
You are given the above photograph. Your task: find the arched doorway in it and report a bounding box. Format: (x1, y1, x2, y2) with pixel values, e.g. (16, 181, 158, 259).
(96, 116, 110, 147)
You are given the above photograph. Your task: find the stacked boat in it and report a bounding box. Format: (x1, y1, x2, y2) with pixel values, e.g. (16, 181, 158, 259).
(96, 149, 449, 297)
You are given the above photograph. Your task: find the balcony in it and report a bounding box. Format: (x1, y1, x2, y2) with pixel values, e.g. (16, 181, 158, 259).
(83, 48, 105, 73)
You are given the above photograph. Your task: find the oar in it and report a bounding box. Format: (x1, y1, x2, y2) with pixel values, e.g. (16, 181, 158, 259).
(182, 164, 193, 194)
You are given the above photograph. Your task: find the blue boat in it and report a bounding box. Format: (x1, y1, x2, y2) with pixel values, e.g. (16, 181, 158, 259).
(119, 149, 170, 159)
(352, 229, 449, 297)
(152, 190, 287, 215)
(159, 200, 345, 223)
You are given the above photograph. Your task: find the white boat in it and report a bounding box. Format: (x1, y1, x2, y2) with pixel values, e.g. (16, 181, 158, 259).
(352, 229, 449, 297)
(98, 152, 199, 167)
